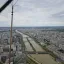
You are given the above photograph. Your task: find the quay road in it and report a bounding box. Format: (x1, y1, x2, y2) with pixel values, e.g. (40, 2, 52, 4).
(13, 31, 26, 64)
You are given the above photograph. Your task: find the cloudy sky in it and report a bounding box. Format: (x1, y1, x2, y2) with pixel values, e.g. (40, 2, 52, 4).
(0, 0, 64, 27)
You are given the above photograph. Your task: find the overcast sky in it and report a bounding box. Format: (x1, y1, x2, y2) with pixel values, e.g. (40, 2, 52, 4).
(0, 0, 64, 27)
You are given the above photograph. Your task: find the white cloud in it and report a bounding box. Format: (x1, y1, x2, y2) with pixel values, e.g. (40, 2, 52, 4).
(0, 0, 64, 27)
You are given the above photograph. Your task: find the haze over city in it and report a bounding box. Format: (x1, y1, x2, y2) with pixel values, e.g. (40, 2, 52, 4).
(0, 0, 64, 64)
